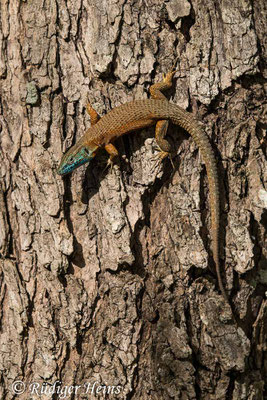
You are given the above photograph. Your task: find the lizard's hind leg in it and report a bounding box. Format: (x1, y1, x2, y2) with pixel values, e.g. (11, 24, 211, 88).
(150, 63, 177, 166)
(154, 119, 175, 169)
(149, 61, 177, 100)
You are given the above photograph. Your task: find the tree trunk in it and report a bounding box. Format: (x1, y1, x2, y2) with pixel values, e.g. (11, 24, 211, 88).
(0, 0, 266, 399)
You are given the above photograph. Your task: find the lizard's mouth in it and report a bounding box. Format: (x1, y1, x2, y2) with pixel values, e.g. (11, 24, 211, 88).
(57, 145, 98, 176)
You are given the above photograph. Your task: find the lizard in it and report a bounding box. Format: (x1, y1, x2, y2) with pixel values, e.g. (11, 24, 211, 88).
(57, 62, 229, 305)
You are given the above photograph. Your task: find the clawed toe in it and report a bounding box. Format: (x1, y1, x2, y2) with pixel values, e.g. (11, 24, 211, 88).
(151, 149, 174, 172)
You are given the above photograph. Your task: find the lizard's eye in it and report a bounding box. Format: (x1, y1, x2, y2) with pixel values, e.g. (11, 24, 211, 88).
(84, 148, 90, 155)
(68, 156, 74, 163)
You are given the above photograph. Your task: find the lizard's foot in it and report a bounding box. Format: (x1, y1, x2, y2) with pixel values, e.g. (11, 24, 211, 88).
(97, 155, 117, 176)
(162, 56, 179, 81)
(152, 148, 173, 164)
(162, 69, 177, 85)
(103, 156, 116, 174)
(99, 158, 115, 179)
(151, 149, 174, 173)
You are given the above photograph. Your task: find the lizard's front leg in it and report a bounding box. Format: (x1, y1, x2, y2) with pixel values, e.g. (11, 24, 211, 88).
(86, 100, 100, 125)
(104, 143, 119, 170)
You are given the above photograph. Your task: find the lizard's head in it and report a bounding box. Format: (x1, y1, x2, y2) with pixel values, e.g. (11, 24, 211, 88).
(57, 140, 98, 176)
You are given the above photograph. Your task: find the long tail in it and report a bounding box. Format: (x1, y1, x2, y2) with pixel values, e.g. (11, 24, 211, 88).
(173, 113, 229, 303)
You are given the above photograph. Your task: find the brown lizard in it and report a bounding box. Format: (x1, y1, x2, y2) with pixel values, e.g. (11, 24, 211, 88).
(57, 64, 229, 305)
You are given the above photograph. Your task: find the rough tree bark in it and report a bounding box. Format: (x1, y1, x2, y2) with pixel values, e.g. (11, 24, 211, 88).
(0, 0, 266, 399)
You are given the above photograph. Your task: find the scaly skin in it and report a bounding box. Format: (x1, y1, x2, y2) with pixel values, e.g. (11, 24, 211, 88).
(57, 68, 229, 304)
